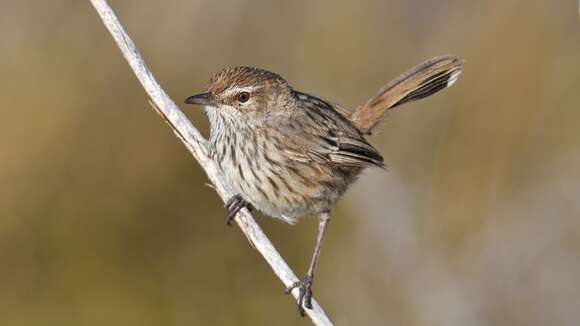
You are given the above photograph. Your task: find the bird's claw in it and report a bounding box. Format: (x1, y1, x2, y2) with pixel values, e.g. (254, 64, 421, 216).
(285, 275, 313, 316)
(225, 195, 252, 226)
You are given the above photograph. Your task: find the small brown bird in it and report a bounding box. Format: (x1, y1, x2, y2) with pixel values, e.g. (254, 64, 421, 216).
(185, 55, 463, 315)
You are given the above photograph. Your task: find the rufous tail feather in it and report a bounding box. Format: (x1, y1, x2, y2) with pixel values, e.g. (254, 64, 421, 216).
(349, 55, 464, 135)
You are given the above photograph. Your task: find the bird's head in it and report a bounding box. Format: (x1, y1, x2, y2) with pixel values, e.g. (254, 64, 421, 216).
(185, 67, 293, 123)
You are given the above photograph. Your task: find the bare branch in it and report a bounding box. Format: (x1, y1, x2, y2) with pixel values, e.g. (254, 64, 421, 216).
(89, 0, 333, 324)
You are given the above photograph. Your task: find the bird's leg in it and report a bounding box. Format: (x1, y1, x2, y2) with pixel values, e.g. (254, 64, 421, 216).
(285, 211, 331, 316)
(225, 195, 253, 226)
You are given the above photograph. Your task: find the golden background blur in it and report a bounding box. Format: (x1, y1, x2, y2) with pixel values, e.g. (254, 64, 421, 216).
(1, 0, 579, 325)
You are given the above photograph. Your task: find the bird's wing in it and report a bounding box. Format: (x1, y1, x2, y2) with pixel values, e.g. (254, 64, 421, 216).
(269, 91, 384, 168)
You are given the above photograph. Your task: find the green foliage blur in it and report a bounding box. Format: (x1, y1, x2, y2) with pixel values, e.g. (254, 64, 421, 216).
(1, 0, 578, 325)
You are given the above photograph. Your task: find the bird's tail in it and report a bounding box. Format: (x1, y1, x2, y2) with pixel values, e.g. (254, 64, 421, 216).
(349, 55, 464, 135)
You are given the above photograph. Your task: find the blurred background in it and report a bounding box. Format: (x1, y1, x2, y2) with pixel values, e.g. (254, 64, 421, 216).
(1, 0, 579, 325)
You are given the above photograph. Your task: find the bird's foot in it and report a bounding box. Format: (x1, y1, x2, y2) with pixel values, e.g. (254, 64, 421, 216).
(225, 195, 252, 226)
(284, 274, 313, 316)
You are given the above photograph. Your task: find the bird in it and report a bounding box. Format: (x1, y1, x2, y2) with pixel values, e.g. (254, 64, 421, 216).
(184, 55, 463, 315)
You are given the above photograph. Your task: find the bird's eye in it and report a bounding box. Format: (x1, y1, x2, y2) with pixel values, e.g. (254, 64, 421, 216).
(237, 92, 250, 103)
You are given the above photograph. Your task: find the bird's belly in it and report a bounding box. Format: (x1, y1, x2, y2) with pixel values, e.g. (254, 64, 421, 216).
(219, 150, 360, 224)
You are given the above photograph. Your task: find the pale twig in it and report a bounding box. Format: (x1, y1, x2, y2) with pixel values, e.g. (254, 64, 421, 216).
(89, 1, 333, 325)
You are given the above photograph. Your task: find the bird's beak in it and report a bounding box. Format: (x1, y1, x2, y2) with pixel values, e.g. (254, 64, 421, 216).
(184, 92, 213, 106)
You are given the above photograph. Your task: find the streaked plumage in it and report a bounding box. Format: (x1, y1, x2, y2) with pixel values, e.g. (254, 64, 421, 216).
(203, 67, 384, 223)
